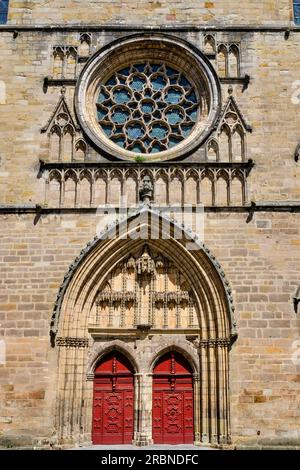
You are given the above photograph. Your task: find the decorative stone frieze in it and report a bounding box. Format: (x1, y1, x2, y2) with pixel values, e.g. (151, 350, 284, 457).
(56, 337, 89, 348)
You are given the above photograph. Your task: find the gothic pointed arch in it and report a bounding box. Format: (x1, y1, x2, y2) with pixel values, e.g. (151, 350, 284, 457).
(41, 91, 78, 134)
(51, 208, 236, 343)
(149, 343, 198, 375)
(87, 341, 139, 376)
(53, 208, 236, 446)
(218, 95, 252, 133)
(42, 89, 81, 162)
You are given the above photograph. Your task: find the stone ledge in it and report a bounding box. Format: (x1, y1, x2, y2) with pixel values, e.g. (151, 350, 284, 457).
(1, 204, 300, 214)
(0, 24, 299, 33)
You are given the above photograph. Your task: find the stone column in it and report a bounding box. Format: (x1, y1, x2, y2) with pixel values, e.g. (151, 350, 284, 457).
(84, 373, 94, 446)
(243, 171, 248, 204)
(217, 343, 226, 444)
(91, 174, 96, 207)
(133, 373, 141, 444)
(60, 171, 65, 207)
(75, 178, 80, 208)
(224, 345, 231, 444)
(193, 373, 201, 445)
(44, 170, 49, 206)
(133, 372, 153, 446)
(199, 345, 209, 444)
(208, 344, 218, 444)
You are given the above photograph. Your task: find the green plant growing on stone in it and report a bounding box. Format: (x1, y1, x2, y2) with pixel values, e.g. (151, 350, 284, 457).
(134, 155, 146, 163)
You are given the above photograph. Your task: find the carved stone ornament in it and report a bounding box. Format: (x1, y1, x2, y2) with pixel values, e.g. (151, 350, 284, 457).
(135, 245, 156, 276)
(56, 337, 89, 348)
(139, 176, 153, 205)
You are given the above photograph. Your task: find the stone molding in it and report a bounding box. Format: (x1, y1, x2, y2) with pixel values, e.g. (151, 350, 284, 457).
(56, 337, 89, 348)
(50, 207, 238, 342)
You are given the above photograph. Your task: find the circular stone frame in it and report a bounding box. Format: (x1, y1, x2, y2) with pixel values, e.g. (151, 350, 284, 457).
(75, 33, 221, 162)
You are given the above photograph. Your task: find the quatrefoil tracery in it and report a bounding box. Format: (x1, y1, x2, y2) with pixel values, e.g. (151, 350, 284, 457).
(96, 63, 200, 154)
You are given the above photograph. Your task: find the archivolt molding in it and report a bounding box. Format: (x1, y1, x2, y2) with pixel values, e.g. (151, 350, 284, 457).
(147, 338, 199, 375)
(87, 340, 139, 376)
(50, 207, 237, 345)
(53, 210, 235, 447)
(86, 337, 199, 379)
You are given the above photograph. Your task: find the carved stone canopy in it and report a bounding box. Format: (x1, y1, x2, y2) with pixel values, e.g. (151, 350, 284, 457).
(94, 244, 198, 330)
(136, 245, 155, 275)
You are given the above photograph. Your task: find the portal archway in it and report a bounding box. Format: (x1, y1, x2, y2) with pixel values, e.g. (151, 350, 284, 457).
(92, 351, 134, 445)
(152, 351, 194, 444)
(52, 209, 236, 447)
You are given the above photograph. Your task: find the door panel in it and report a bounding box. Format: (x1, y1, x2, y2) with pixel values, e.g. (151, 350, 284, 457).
(152, 352, 194, 444)
(92, 352, 134, 445)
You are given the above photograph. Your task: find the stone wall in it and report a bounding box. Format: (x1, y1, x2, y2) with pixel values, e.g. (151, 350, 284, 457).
(5, 1, 294, 26)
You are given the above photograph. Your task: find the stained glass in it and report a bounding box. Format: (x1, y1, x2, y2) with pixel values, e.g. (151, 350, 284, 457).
(165, 108, 184, 125)
(126, 122, 145, 140)
(101, 123, 113, 137)
(169, 136, 183, 148)
(165, 87, 183, 104)
(112, 136, 126, 147)
(0, 1, 9, 24)
(150, 74, 167, 91)
(113, 87, 132, 104)
(97, 108, 107, 120)
(111, 107, 130, 124)
(187, 108, 198, 121)
(140, 100, 155, 114)
(150, 143, 164, 153)
(181, 124, 194, 138)
(150, 123, 168, 140)
(130, 74, 147, 91)
(294, 2, 300, 25)
(96, 62, 199, 154)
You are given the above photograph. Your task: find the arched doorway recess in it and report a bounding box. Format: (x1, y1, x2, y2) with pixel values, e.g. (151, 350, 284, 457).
(152, 351, 194, 444)
(92, 351, 134, 445)
(52, 209, 236, 447)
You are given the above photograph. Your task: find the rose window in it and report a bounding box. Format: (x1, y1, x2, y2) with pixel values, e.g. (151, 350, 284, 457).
(96, 63, 199, 154)
(76, 35, 220, 161)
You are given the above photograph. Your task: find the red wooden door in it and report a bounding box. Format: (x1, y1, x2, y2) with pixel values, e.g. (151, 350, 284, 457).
(92, 351, 134, 445)
(152, 351, 194, 444)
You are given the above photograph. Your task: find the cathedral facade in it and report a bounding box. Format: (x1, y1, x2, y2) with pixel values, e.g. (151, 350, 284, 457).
(0, 1, 300, 449)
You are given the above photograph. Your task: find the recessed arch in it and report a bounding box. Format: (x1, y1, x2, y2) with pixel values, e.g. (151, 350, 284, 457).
(51, 208, 236, 343)
(92, 350, 135, 445)
(152, 350, 194, 444)
(150, 343, 198, 376)
(87, 341, 140, 376)
(52, 208, 236, 447)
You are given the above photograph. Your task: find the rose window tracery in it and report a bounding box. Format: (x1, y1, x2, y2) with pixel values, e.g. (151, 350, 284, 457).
(96, 63, 199, 154)
(76, 35, 221, 161)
